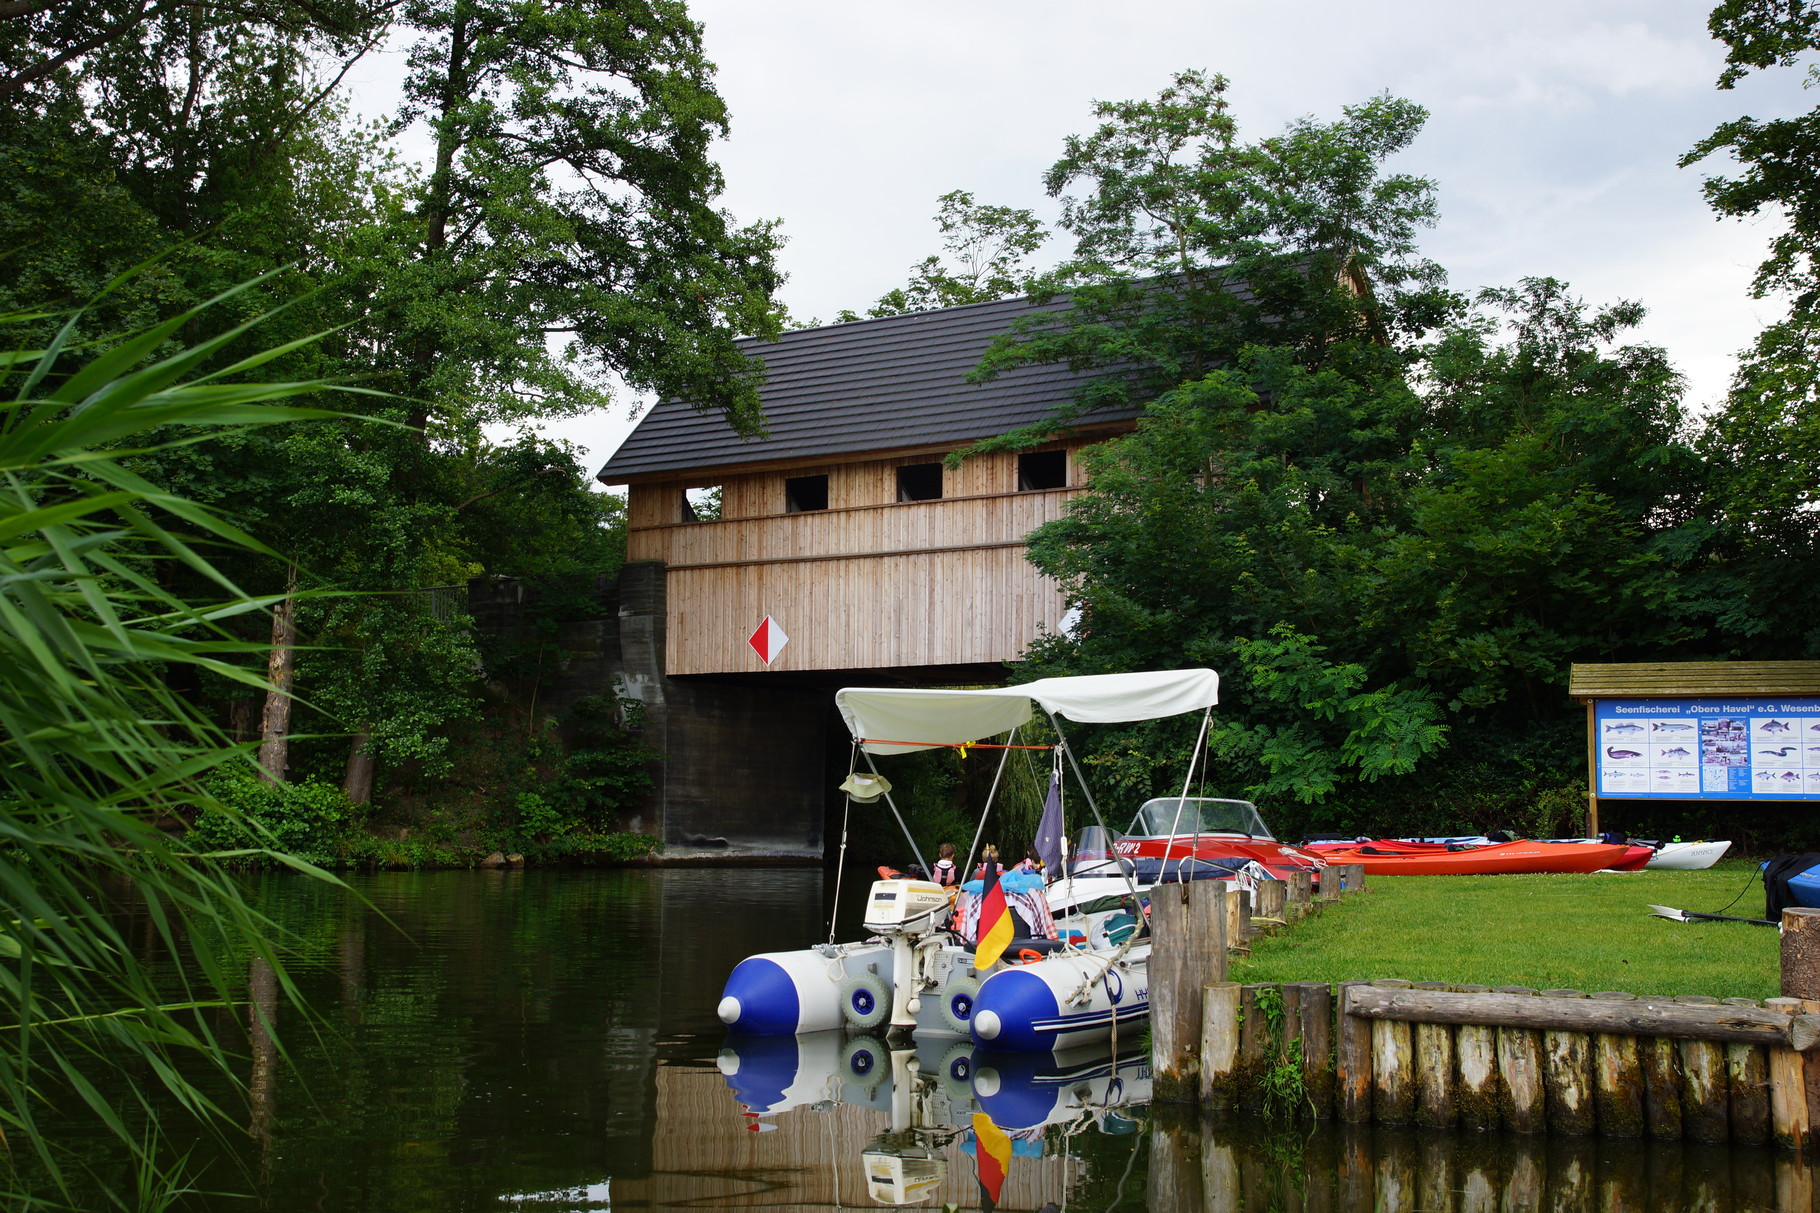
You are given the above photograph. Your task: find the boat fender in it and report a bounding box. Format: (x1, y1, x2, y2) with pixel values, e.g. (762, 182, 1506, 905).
(938, 970, 983, 1034)
(838, 971, 892, 1031)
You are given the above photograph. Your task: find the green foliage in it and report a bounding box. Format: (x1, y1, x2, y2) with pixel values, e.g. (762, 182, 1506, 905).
(190, 771, 366, 866)
(841, 189, 1049, 321)
(1249, 985, 1311, 1119)
(0, 283, 345, 1203)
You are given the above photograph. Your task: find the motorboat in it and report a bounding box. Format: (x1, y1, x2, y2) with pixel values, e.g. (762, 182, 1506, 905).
(1303, 836, 1633, 875)
(718, 669, 1227, 1050)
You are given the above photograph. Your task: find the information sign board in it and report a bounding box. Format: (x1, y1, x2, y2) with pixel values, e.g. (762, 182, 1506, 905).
(1594, 696, 1820, 800)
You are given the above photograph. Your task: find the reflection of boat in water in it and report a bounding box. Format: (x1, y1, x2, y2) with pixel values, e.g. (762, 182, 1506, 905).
(717, 1030, 1150, 1205)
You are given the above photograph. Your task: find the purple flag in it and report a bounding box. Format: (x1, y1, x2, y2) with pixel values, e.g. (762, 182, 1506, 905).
(1034, 771, 1064, 876)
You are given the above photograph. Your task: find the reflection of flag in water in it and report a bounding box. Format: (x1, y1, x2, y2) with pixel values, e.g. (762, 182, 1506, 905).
(973, 1112, 1011, 1210)
(974, 859, 1012, 970)
(1034, 769, 1064, 875)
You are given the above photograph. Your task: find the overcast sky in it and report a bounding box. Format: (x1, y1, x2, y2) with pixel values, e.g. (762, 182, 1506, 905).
(346, 0, 1808, 480)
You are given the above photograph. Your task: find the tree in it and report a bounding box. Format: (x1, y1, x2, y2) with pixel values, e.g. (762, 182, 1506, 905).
(840, 189, 1048, 321)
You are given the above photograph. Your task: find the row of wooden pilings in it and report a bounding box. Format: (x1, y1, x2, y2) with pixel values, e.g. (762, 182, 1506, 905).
(1150, 880, 1820, 1150)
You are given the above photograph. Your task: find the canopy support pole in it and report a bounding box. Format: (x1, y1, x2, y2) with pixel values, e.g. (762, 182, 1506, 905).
(1045, 709, 1142, 902)
(961, 728, 1017, 884)
(1158, 707, 1214, 883)
(859, 746, 931, 879)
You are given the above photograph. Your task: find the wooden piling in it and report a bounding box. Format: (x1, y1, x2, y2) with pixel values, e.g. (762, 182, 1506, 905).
(1336, 981, 1374, 1123)
(1252, 879, 1287, 935)
(1239, 983, 1274, 1098)
(1319, 865, 1343, 902)
(1455, 984, 1500, 1131)
(1411, 981, 1455, 1129)
(1295, 981, 1335, 1119)
(1335, 862, 1365, 895)
(1677, 1000, 1730, 1144)
(1371, 979, 1415, 1125)
(1226, 885, 1251, 957)
(1150, 880, 1226, 1102)
(1727, 1038, 1772, 1146)
(1590, 992, 1645, 1138)
(1782, 908, 1820, 1000)
(1285, 870, 1313, 921)
(1539, 989, 1595, 1136)
(1639, 1032, 1684, 1141)
(1201, 980, 1242, 1108)
(1766, 996, 1811, 1151)
(1494, 986, 1546, 1134)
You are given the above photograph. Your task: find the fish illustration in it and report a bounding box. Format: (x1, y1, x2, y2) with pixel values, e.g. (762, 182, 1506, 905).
(1606, 747, 1642, 760)
(1760, 746, 1797, 758)
(1605, 723, 1645, 734)
(1763, 720, 1792, 733)
(1660, 747, 1692, 758)
(1783, 771, 1802, 782)
(1653, 723, 1694, 732)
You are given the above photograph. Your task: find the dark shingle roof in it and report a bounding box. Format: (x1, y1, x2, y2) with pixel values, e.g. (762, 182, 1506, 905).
(596, 294, 1133, 481)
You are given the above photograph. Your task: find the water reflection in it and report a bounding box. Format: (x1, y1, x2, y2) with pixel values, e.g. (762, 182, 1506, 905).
(64, 868, 1819, 1211)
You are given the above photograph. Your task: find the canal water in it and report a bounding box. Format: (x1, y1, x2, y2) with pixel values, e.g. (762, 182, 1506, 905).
(77, 868, 1819, 1209)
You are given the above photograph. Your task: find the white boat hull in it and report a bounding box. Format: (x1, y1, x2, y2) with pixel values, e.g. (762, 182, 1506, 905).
(970, 944, 1151, 1052)
(1646, 841, 1732, 870)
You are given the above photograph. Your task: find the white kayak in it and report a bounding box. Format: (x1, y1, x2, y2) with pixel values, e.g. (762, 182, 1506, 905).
(1645, 840, 1731, 870)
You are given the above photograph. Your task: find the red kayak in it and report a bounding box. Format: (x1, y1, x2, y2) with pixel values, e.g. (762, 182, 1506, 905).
(1303, 838, 1633, 876)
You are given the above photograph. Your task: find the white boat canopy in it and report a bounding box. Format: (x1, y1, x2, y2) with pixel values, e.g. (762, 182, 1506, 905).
(835, 669, 1219, 754)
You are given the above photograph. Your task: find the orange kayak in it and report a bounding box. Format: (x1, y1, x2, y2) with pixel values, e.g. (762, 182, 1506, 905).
(1304, 839, 1633, 876)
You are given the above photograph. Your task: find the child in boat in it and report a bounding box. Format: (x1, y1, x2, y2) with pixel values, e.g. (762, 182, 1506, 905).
(932, 842, 958, 886)
(1013, 847, 1045, 878)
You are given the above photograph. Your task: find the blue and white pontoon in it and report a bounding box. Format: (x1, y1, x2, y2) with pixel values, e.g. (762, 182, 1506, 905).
(717, 669, 1223, 1051)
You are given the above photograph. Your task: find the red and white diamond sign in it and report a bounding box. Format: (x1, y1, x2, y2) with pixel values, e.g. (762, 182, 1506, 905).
(748, 615, 789, 665)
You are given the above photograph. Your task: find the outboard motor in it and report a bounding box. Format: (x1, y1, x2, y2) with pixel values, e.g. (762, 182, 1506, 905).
(861, 879, 950, 1031)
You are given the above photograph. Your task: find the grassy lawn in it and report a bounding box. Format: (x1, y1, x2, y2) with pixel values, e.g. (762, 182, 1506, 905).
(1229, 861, 1781, 1000)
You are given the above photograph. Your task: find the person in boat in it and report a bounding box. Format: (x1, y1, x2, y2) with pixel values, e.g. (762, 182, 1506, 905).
(932, 842, 958, 887)
(1012, 847, 1046, 880)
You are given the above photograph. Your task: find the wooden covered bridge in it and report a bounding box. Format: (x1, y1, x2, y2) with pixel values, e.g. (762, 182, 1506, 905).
(587, 296, 1135, 855)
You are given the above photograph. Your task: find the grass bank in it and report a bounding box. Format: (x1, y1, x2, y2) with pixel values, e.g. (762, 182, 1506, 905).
(1230, 862, 1779, 1000)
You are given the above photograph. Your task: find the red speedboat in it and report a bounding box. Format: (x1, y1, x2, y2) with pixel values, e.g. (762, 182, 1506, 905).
(1302, 837, 1633, 876)
(1073, 797, 1327, 884)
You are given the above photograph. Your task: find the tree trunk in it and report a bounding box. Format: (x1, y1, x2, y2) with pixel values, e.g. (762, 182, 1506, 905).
(342, 724, 376, 804)
(256, 568, 298, 783)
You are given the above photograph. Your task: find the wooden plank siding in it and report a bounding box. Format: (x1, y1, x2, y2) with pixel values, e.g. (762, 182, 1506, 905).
(625, 445, 1092, 675)
(1568, 662, 1820, 699)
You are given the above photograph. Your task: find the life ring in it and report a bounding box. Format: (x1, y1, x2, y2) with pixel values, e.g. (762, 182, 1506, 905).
(838, 971, 891, 1031)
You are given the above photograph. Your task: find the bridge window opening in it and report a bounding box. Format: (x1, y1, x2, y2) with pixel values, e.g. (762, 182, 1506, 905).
(784, 474, 829, 513)
(1017, 450, 1067, 491)
(681, 485, 722, 522)
(896, 462, 943, 502)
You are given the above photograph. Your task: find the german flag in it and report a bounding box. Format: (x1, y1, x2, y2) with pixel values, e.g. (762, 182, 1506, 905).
(973, 858, 1013, 970)
(972, 1112, 1011, 1210)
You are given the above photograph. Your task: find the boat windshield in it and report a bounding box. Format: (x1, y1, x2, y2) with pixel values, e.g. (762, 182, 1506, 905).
(1129, 797, 1274, 840)
(1071, 825, 1117, 863)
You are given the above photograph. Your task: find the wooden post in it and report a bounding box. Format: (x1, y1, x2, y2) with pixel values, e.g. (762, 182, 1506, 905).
(1239, 984, 1273, 1100)
(1319, 866, 1343, 903)
(1411, 981, 1455, 1129)
(1454, 983, 1500, 1131)
(1590, 992, 1645, 1138)
(1293, 981, 1335, 1119)
(1336, 862, 1365, 895)
(1766, 996, 1811, 1151)
(1584, 697, 1599, 837)
(1151, 881, 1225, 1102)
(1494, 986, 1546, 1134)
(1370, 979, 1414, 1124)
(1225, 885, 1250, 956)
(1252, 879, 1287, 935)
(1678, 1005, 1730, 1144)
(1786, 909, 1820, 1000)
(1727, 1036, 1772, 1146)
(1639, 1032, 1684, 1141)
(1336, 981, 1374, 1123)
(1539, 989, 1595, 1136)
(1285, 870, 1313, 921)
(1201, 981, 1242, 1109)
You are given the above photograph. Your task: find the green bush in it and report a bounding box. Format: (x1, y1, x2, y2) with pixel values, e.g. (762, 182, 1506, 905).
(188, 772, 365, 866)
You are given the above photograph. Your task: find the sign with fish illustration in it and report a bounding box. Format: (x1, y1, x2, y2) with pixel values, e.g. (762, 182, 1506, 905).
(1595, 698, 1820, 800)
